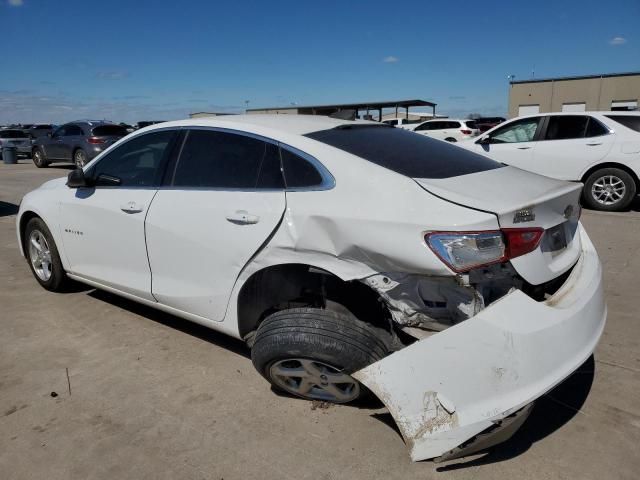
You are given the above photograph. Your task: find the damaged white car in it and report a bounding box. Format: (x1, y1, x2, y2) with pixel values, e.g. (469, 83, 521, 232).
(17, 115, 606, 461)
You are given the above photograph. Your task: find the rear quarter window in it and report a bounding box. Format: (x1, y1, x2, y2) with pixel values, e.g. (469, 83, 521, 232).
(92, 125, 128, 137)
(305, 125, 502, 179)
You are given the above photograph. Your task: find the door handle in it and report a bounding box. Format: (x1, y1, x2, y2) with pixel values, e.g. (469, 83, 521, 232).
(586, 142, 603, 146)
(226, 210, 260, 225)
(516, 146, 531, 150)
(120, 201, 144, 214)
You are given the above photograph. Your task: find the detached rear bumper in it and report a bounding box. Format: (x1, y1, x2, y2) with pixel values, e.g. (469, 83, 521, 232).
(353, 225, 606, 461)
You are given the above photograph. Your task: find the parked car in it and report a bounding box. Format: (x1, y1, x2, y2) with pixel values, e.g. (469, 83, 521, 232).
(411, 119, 480, 142)
(31, 121, 128, 168)
(473, 116, 506, 133)
(381, 117, 423, 129)
(27, 124, 56, 141)
(17, 115, 605, 462)
(459, 112, 640, 211)
(0, 129, 32, 158)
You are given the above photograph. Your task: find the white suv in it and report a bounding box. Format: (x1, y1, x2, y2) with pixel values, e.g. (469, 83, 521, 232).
(17, 115, 605, 462)
(411, 119, 480, 142)
(460, 112, 640, 211)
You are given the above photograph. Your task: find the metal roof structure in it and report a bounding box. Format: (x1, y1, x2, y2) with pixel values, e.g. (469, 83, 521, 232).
(510, 71, 640, 85)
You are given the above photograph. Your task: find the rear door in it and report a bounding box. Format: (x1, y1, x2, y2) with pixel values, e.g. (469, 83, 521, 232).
(471, 116, 543, 168)
(145, 128, 287, 321)
(60, 124, 84, 161)
(531, 115, 615, 180)
(59, 129, 177, 299)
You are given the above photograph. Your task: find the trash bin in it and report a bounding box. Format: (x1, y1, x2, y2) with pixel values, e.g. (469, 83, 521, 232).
(2, 145, 18, 164)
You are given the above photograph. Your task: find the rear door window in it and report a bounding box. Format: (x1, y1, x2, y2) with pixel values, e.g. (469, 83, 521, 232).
(65, 125, 84, 136)
(172, 129, 284, 189)
(605, 115, 640, 133)
(305, 125, 502, 179)
(544, 116, 589, 140)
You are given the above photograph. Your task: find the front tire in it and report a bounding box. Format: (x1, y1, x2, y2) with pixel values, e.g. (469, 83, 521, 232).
(583, 167, 636, 211)
(24, 217, 69, 291)
(251, 308, 390, 403)
(73, 149, 88, 168)
(32, 148, 49, 168)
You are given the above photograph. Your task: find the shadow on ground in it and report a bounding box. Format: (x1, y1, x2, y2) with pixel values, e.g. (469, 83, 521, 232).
(88, 289, 251, 359)
(0, 201, 19, 217)
(435, 355, 595, 470)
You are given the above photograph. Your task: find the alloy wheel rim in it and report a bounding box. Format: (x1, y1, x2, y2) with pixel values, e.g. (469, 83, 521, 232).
(28, 230, 52, 281)
(269, 358, 360, 403)
(75, 151, 86, 167)
(591, 175, 626, 205)
(34, 151, 42, 164)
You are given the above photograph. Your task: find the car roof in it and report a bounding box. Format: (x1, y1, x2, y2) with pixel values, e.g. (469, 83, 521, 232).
(141, 114, 375, 136)
(512, 111, 640, 121)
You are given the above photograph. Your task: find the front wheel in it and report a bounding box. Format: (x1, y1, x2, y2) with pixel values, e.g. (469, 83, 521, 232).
(74, 149, 88, 168)
(24, 217, 69, 291)
(32, 148, 49, 168)
(251, 308, 390, 403)
(583, 168, 636, 211)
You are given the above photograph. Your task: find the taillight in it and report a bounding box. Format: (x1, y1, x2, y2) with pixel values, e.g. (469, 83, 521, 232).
(502, 228, 544, 259)
(425, 227, 544, 273)
(460, 129, 473, 135)
(87, 136, 105, 144)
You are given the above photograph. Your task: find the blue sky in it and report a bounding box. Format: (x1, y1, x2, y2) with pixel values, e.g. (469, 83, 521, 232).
(1, 0, 638, 124)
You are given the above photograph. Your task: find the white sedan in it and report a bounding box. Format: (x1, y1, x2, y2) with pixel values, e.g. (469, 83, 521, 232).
(17, 115, 606, 462)
(410, 118, 480, 142)
(459, 112, 640, 211)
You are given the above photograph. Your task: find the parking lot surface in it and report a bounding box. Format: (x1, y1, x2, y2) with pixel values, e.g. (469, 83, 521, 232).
(1, 160, 639, 480)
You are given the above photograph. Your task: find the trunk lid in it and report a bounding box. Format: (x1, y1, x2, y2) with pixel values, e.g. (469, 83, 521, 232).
(414, 166, 583, 285)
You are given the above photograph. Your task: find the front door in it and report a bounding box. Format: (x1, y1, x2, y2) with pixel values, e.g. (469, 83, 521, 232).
(59, 129, 177, 300)
(145, 128, 287, 321)
(471, 116, 543, 170)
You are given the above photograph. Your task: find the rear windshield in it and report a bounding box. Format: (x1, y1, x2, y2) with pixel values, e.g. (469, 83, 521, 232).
(92, 125, 128, 137)
(465, 120, 478, 129)
(0, 130, 28, 138)
(305, 125, 503, 179)
(606, 115, 640, 133)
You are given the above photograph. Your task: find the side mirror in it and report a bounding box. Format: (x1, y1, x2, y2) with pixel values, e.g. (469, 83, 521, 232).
(477, 136, 491, 145)
(47, 132, 53, 138)
(66, 168, 91, 188)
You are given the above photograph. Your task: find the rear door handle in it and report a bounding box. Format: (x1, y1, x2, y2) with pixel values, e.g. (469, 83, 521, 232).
(516, 146, 531, 150)
(226, 210, 260, 225)
(120, 201, 144, 214)
(586, 142, 603, 146)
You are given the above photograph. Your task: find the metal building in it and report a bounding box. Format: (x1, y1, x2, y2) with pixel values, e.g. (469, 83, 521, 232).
(508, 71, 640, 118)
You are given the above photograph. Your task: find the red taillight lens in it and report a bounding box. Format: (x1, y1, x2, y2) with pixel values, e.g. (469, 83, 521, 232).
(502, 228, 544, 259)
(87, 136, 105, 144)
(460, 129, 473, 135)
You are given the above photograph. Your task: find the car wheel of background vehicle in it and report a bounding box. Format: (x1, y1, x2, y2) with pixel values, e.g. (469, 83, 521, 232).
(74, 149, 88, 168)
(24, 217, 69, 291)
(251, 308, 390, 403)
(32, 148, 49, 168)
(583, 167, 636, 212)
(445, 137, 457, 142)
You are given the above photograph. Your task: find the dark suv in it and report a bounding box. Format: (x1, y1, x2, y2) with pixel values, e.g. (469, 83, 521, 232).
(32, 121, 128, 168)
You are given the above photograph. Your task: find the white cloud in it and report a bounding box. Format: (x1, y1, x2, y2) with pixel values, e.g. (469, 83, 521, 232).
(609, 36, 627, 45)
(8, 0, 24, 6)
(383, 56, 399, 63)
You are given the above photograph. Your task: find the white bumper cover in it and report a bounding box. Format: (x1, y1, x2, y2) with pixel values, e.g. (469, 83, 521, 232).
(353, 225, 606, 461)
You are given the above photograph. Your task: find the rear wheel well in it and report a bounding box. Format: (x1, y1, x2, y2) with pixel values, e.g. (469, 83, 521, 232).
(19, 211, 41, 256)
(581, 162, 640, 188)
(236, 264, 392, 343)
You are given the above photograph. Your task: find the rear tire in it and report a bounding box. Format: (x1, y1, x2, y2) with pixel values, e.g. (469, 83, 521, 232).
(24, 217, 69, 291)
(582, 167, 636, 211)
(251, 308, 390, 403)
(32, 148, 49, 168)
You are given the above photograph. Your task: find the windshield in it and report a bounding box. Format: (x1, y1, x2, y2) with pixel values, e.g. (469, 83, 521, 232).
(0, 130, 28, 138)
(305, 125, 502, 179)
